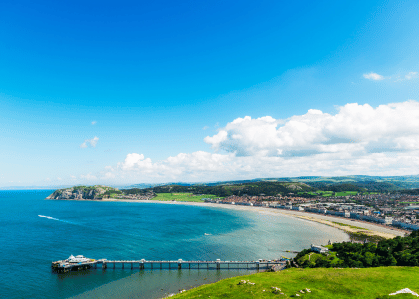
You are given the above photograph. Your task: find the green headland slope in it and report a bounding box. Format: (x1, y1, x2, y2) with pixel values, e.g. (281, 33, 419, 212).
(171, 267, 419, 299)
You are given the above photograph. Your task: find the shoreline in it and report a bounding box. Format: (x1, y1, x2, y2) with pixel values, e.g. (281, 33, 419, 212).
(48, 197, 408, 239)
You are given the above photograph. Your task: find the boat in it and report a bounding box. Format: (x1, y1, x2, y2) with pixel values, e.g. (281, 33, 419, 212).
(66, 255, 91, 263)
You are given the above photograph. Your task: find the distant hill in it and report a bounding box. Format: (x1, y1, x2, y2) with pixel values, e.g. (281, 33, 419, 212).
(285, 175, 419, 190)
(123, 175, 419, 193)
(45, 175, 419, 200)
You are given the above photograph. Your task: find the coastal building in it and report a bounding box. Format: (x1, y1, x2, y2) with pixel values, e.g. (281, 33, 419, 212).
(311, 244, 328, 254)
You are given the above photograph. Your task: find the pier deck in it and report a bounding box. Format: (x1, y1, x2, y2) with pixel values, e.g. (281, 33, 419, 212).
(52, 258, 286, 273)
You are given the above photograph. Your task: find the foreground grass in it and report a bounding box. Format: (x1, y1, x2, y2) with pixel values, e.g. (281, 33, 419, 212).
(172, 267, 419, 298)
(153, 193, 220, 202)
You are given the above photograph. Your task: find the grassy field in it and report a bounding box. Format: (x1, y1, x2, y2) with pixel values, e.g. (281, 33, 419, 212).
(316, 190, 334, 197)
(335, 191, 358, 196)
(316, 190, 334, 194)
(153, 193, 220, 202)
(171, 267, 419, 298)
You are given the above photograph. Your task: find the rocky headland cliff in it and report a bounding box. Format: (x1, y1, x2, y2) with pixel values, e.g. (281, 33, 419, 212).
(46, 185, 120, 200)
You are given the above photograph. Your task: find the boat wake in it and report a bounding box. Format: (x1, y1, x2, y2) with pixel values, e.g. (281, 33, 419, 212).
(38, 215, 60, 221)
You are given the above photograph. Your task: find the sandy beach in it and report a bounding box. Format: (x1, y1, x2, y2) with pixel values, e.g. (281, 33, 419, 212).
(100, 198, 408, 239)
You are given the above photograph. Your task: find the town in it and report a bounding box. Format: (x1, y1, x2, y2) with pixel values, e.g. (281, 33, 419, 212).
(203, 192, 419, 231)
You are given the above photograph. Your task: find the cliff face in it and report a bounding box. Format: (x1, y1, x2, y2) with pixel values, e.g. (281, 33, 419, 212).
(46, 186, 117, 200)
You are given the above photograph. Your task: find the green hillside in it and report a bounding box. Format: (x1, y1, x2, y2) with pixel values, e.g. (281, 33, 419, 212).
(171, 267, 419, 299)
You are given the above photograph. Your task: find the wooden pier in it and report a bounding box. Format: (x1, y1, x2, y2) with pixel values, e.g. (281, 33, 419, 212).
(52, 257, 286, 273)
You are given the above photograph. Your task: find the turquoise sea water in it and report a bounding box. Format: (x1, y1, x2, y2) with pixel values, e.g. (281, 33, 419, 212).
(0, 190, 349, 299)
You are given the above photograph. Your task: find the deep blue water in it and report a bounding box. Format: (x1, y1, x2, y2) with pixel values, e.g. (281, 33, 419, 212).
(0, 190, 349, 299)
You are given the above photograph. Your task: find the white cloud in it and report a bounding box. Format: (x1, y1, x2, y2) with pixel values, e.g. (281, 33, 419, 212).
(113, 151, 235, 181)
(363, 72, 384, 81)
(205, 101, 419, 157)
(103, 101, 419, 183)
(91, 121, 97, 125)
(120, 153, 154, 170)
(80, 173, 97, 180)
(80, 136, 99, 148)
(107, 149, 419, 183)
(405, 72, 418, 80)
(102, 172, 115, 179)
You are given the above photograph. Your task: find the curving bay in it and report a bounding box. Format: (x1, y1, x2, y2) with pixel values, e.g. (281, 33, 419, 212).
(1, 190, 349, 299)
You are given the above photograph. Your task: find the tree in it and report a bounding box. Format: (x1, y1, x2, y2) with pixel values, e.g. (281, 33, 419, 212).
(363, 252, 375, 267)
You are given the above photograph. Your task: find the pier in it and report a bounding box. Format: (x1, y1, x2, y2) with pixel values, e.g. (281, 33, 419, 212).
(52, 257, 287, 273)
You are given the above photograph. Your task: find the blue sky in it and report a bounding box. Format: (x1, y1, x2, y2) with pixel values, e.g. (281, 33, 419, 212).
(1, 0, 419, 187)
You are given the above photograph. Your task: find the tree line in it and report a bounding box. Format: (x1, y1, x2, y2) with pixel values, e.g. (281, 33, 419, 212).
(294, 230, 419, 268)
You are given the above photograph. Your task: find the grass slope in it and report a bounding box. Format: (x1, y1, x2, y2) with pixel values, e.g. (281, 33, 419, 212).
(172, 267, 419, 299)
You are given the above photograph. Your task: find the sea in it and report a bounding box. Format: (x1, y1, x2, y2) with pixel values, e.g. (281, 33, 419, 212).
(0, 190, 349, 299)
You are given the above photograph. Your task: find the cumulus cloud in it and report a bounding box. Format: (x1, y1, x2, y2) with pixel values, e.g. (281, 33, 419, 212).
(205, 101, 419, 157)
(80, 136, 99, 148)
(363, 72, 384, 80)
(91, 121, 97, 125)
(104, 101, 419, 183)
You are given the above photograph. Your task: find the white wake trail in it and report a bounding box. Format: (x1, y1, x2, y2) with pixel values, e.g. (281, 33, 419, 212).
(38, 215, 59, 221)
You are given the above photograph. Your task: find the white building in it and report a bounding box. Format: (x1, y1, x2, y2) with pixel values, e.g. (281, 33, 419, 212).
(311, 244, 329, 254)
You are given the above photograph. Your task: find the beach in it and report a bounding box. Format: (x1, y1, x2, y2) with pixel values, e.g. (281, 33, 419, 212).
(100, 198, 408, 239)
